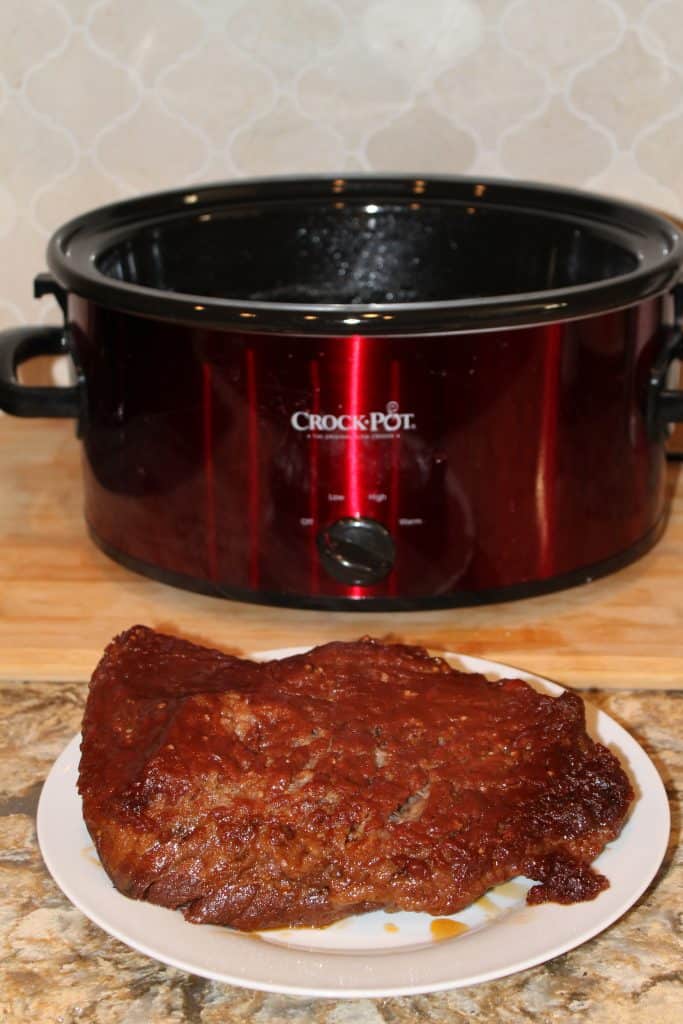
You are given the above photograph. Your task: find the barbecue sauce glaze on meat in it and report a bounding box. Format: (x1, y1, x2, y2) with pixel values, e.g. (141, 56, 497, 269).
(78, 627, 634, 931)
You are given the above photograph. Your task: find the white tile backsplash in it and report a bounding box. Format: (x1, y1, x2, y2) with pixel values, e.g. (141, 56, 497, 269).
(2, 0, 682, 327)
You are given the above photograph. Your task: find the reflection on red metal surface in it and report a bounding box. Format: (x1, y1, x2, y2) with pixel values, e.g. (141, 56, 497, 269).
(346, 335, 365, 599)
(346, 335, 363, 519)
(310, 358, 321, 593)
(388, 358, 401, 596)
(202, 362, 218, 582)
(246, 347, 260, 588)
(536, 325, 561, 578)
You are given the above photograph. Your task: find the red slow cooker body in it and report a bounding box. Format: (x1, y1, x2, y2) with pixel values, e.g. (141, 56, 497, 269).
(69, 294, 668, 608)
(1, 175, 682, 609)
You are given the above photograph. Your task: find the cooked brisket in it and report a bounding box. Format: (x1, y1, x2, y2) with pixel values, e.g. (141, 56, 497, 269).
(78, 627, 633, 930)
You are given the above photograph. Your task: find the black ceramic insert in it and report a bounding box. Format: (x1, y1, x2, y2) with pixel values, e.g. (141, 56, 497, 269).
(47, 176, 682, 335)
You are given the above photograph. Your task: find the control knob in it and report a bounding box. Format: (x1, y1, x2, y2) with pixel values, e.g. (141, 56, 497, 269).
(317, 517, 395, 586)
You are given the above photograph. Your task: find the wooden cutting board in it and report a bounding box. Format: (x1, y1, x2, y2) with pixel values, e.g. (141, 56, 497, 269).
(0, 416, 681, 687)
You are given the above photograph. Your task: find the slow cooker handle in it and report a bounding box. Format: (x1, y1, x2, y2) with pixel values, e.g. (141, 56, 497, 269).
(648, 325, 683, 441)
(0, 325, 81, 418)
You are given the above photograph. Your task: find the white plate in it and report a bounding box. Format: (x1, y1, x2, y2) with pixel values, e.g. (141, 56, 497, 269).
(37, 649, 670, 999)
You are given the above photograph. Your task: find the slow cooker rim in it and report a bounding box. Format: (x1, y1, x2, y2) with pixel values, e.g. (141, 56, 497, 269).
(45, 173, 683, 336)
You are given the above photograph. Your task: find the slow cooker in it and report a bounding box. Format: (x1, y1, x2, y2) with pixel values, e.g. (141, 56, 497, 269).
(1, 175, 682, 609)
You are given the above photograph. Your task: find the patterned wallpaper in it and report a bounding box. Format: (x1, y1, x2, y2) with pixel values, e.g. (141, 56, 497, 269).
(2, 0, 683, 328)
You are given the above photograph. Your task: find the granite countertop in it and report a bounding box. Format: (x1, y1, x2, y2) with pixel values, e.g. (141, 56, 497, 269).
(1, 680, 680, 1024)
